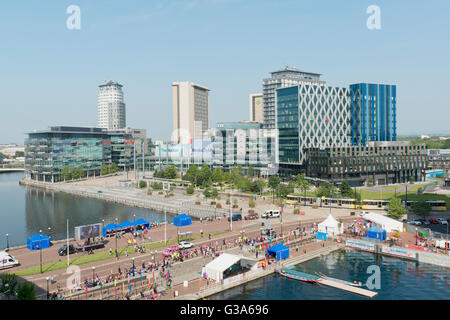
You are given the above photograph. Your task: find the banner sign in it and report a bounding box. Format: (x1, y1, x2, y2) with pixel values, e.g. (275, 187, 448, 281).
(418, 251, 450, 267)
(346, 239, 375, 252)
(381, 246, 416, 259)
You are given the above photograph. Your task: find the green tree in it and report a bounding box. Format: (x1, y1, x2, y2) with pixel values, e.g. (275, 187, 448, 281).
(61, 166, 71, 181)
(248, 198, 256, 208)
(247, 165, 255, 177)
(186, 184, 195, 195)
(139, 180, 147, 189)
(14, 151, 25, 158)
(268, 176, 281, 202)
(316, 184, 338, 198)
(151, 182, 163, 190)
(387, 197, 408, 219)
(0, 273, 18, 299)
(164, 165, 178, 179)
(203, 187, 212, 198)
(197, 165, 212, 187)
(295, 173, 310, 196)
(109, 162, 118, 174)
(411, 200, 431, 217)
(183, 165, 199, 183)
(101, 164, 109, 175)
(250, 179, 266, 194)
(17, 281, 36, 300)
(339, 180, 353, 198)
(212, 167, 224, 183)
(211, 188, 219, 199)
(237, 177, 252, 192)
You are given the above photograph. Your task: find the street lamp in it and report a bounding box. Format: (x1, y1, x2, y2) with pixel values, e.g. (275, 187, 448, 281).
(415, 228, 418, 245)
(133, 214, 136, 224)
(39, 229, 43, 274)
(114, 218, 118, 256)
(5, 233, 9, 251)
(132, 257, 135, 270)
(92, 266, 96, 284)
(46, 277, 49, 300)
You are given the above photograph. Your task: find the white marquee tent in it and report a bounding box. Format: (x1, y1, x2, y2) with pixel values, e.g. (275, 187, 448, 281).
(362, 212, 403, 233)
(204, 253, 258, 283)
(318, 214, 343, 236)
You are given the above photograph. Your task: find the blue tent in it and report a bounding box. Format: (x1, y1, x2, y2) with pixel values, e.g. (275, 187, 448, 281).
(267, 243, 289, 261)
(117, 221, 134, 229)
(134, 219, 150, 229)
(27, 234, 51, 251)
(316, 232, 328, 241)
(173, 214, 192, 227)
(366, 226, 386, 241)
(102, 223, 117, 237)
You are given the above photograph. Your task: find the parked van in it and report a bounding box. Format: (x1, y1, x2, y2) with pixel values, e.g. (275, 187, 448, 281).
(261, 210, 280, 218)
(0, 251, 19, 270)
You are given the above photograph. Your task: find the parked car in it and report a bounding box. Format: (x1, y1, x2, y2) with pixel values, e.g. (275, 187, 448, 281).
(261, 210, 280, 218)
(420, 219, 430, 225)
(429, 219, 439, 224)
(178, 241, 193, 249)
(228, 213, 242, 222)
(0, 251, 19, 270)
(411, 220, 422, 226)
(359, 211, 369, 217)
(57, 244, 77, 256)
(437, 218, 448, 225)
(245, 213, 259, 220)
(261, 228, 275, 236)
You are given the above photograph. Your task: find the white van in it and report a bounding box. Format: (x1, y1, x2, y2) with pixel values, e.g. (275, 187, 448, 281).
(0, 251, 20, 270)
(261, 210, 280, 218)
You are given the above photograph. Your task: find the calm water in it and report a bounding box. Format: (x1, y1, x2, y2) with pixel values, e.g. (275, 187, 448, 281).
(0, 172, 174, 249)
(209, 249, 450, 300)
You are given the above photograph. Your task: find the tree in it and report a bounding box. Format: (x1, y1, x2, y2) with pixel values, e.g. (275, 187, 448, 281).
(248, 198, 256, 208)
(198, 165, 212, 187)
(139, 180, 147, 189)
(61, 166, 71, 181)
(101, 164, 109, 175)
(250, 179, 266, 194)
(237, 177, 252, 192)
(0, 273, 18, 299)
(164, 165, 178, 179)
(186, 184, 195, 195)
(247, 165, 255, 177)
(14, 151, 25, 158)
(387, 197, 407, 219)
(203, 187, 212, 198)
(268, 176, 281, 202)
(151, 182, 163, 190)
(211, 188, 219, 199)
(295, 173, 310, 196)
(109, 162, 118, 174)
(184, 165, 199, 183)
(17, 281, 36, 300)
(411, 200, 431, 217)
(212, 167, 224, 183)
(316, 184, 338, 198)
(339, 180, 353, 198)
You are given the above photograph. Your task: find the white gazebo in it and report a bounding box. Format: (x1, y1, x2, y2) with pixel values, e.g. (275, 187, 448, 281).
(318, 214, 343, 236)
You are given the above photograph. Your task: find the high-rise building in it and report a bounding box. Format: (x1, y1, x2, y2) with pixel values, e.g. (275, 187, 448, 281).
(276, 83, 350, 167)
(350, 83, 397, 146)
(249, 93, 263, 123)
(172, 82, 210, 144)
(97, 81, 126, 130)
(263, 66, 324, 129)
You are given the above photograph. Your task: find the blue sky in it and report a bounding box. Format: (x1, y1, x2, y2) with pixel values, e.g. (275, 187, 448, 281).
(1, 0, 449, 144)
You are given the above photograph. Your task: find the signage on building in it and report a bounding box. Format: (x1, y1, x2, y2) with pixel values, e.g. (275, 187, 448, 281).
(345, 239, 375, 252)
(381, 246, 416, 259)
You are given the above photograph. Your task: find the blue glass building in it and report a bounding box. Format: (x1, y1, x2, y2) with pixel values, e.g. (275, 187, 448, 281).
(350, 83, 396, 146)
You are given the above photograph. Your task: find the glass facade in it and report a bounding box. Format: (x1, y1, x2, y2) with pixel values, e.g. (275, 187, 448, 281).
(277, 86, 300, 163)
(25, 127, 133, 182)
(350, 83, 397, 146)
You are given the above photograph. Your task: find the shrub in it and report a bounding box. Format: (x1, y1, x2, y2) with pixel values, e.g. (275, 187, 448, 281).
(211, 201, 216, 205)
(139, 180, 147, 189)
(232, 204, 239, 208)
(216, 203, 222, 208)
(248, 198, 256, 208)
(293, 208, 300, 214)
(248, 209, 255, 214)
(312, 204, 318, 209)
(226, 199, 230, 205)
(186, 185, 195, 195)
(195, 201, 201, 205)
(158, 191, 164, 195)
(147, 190, 152, 195)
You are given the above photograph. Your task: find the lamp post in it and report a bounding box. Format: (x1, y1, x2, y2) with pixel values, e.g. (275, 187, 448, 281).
(132, 257, 135, 270)
(114, 218, 118, 256)
(92, 266, 96, 284)
(133, 214, 136, 224)
(39, 229, 43, 274)
(5, 233, 9, 251)
(415, 228, 418, 245)
(46, 277, 50, 300)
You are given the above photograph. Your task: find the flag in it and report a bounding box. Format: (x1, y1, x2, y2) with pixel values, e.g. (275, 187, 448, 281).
(122, 282, 125, 296)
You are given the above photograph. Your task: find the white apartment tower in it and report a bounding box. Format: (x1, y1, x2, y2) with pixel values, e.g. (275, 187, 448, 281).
(172, 81, 210, 144)
(97, 80, 126, 130)
(249, 93, 264, 124)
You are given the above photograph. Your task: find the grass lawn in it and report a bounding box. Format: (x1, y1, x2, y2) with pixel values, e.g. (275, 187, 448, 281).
(13, 230, 231, 277)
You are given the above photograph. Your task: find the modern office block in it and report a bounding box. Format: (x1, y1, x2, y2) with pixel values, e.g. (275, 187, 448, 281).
(25, 126, 133, 182)
(263, 66, 324, 129)
(305, 141, 426, 185)
(97, 81, 126, 130)
(350, 83, 397, 146)
(172, 82, 210, 144)
(277, 83, 351, 166)
(249, 93, 264, 123)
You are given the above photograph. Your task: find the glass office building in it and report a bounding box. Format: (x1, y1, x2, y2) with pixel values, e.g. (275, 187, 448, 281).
(25, 126, 132, 182)
(277, 84, 351, 167)
(350, 83, 397, 146)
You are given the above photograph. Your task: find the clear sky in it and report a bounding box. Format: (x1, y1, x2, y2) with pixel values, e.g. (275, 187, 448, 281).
(1, 0, 449, 144)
